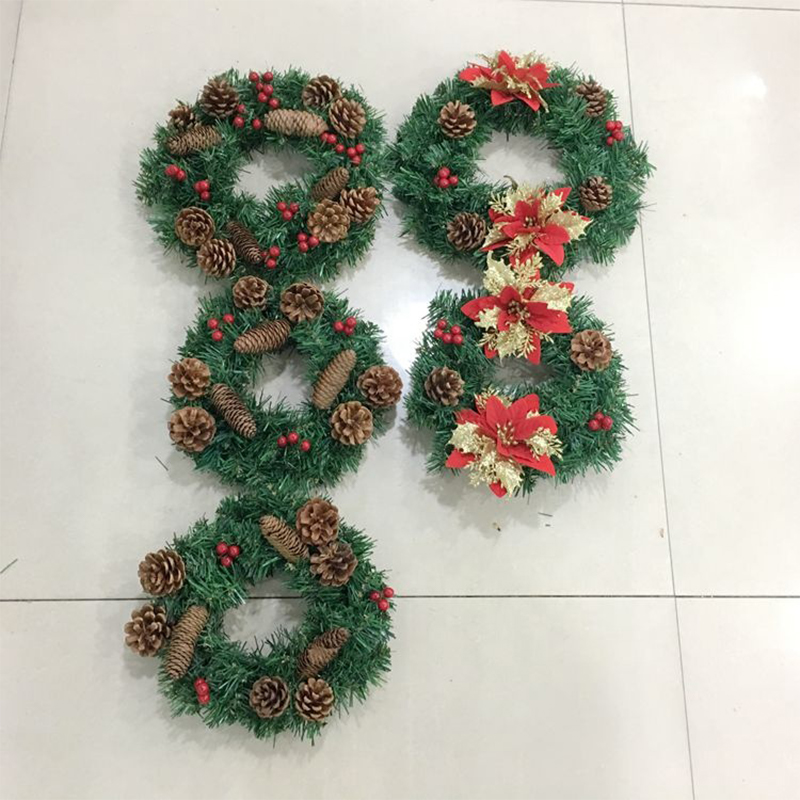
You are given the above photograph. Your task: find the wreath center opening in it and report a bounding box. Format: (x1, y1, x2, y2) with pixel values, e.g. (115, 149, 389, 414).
(480, 131, 563, 189)
(235, 148, 314, 201)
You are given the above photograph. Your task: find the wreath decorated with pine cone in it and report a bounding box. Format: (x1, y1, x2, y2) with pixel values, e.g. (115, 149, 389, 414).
(125, 490, 395, 740)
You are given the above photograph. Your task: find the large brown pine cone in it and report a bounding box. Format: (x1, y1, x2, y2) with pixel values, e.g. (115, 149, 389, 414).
(138, 549, 186, 596)
(446, 212, 487, 252)
(249, 676, 290, 719)
(280, 282, 324, 324)
(168, 357, 211, 400)
(168, 103, 198, 131)
(196, 238, 236, 279)
(175, 207, 215, 248)
(165, 605, 208, 679)
(330, 401, 373, 446)
(264, 109, 327, 138)
(296, 498, 339, 547)
(307, 199, 351, 243)
(578, 176, 613, 212)
(328, 97, 366, 139)
(570, 329, 613, 371)
(311, 166, 350, 202)
(424, 367, 465, 407)
(575, 80, 607, 118)
(233, 319, 292, 354)
(166, 125, 222, 156)
(124, 603, 170, 656)
(297, 628, 350, 679)
(357, 365, 402, 408)
(310, 542, 358, 587)
(168, 407, 216, 453)
(260, 515, 310, 563)
(312, 350, 357, 410)
(301, 75, 341, 107)
(295, 677, 335, 722)
(225, 220, 263, 265)
(200, 76, 239, 119)
(210, 383, 257, 439)
(338, 188, 380, 225)
(438, 100, 477, 139)
(233, 276, 270, 310)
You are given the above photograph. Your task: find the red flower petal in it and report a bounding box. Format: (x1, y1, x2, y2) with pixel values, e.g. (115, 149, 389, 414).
(539, 224, 571, 245)
(483, 343, 498, 359)
(497, 51, 516, 72)
(531, 414, 558, 435)
(527, 305, 572, 335)
(533, 238, 565, 266)
(498, 285, 521, 306)
(489, 482, 507, 498)
(518, 94, 542, 112)
(490, 90, 515, 106)
(552, 187, 571, 204)
(511, 394, 540, 417)
(458, 66, 483, 82)
(484, 396, 509, 431)
(461, 295, 498, 319)
(445, 449, 475, 469)
(454, 409, 482, 426)
(529, 453, 556, 476)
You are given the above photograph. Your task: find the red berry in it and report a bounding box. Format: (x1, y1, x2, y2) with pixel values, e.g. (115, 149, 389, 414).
(594, 411, 605, 420)
(328, 321, 341, 334)
(437, 319, 448, 329)
(193, 180, 203, 192)
(438, 178, 451, 189)
(606, 136, 615, 146)
(269, 245, 280, 257)
(345, 316, 357, 328)
(355, 143, 365, 154)
(449, 175, 459, 186)
(266, 258, 277, 269)
(297, 231, 308, 241)
(257, 92, 267, 103)
(350, 155, 362, 166)
(613, 129, 624, 141)
(308, 236, 319, 248)
(282, 210, 293, 221)
(377, 599, 390, 612)
(370, 591, 381, 602)
(344, 327, 354, 337)
(220, 555, 233, 568)
(194, 677, 207, 689)
(383, 587, 395, 598)
(335, 144, 345, 154)
(433, 329, 444, 339)
(232, 116, 245, 128)
(215, 542, 229, 556)
(442, 332, 453, 344)
(452, 334, 463, 345)
(222, 313, 234, 324)
(438, 167, 451, 178)
(277, 435, 287, 448)
(320, 132, 329, 143)
(450, 325, 461, 335)
(601, 416, 614, 430)
(263, 71, 273, 82)
(237, 104, 246, 113)
(199, 191, 211, 202)
(211, 330, 223, 342)
(268, 97, 280, 109)
(165, 164, 178, 177)
(298, 241, 309, 253)
(277, 201, 287, 211)
(346, 147, 357, 157)
(300, 439, 311, 452)
(287, 431, 299, 445)
(263, 85, 274, 97)
(326, 133, 337, 145)
(249, 71, 259, 82)
(289, 202, 299, 213)
(256, 82, 265, 93)
(198, 180, 210, 192)
(228, 544, 241, 559)
(207, 318, 219, 329)
(198, 695, 210, 706)
(175, 169, 186, 181)
(252, 118, 263, 130)
(588, 419, 601, 431)
(615, 120, 623, 130)
(605, 120, 616, 131)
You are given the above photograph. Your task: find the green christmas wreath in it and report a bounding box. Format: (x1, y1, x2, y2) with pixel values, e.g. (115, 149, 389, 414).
(124, 489, 395, 740)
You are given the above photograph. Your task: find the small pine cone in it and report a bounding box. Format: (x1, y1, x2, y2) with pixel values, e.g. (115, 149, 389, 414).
(312, 350, 357, 410)
(166, 125, 222, 156)
(302, 75, 342, 108)
(424, 367, 465, 407)
(168, 357, 211, 400)
(328, 97, 366, 139)
(165, 605, 209, 679)
(249, 676, 290, 719)
(233, 319, 292, 354)
(124, 603, 170, 657)
(196, 238, 236, 279)
(438, 100, 477, 139)
(310, 542, 358, 587)
(307, 199, 351, 243)
(297, 628, 350, 679)
(570, 329, 613, 372)
(296, 498, 339, 547)
(225, 220, 263, 265)
(447, 212, 487, 252)
(575, 80, 607, 118)
(311, 166, 350, 202)
(295, 677, 335, 722)
(263, 109, 327, 138)
(338, 188, 380, 225)
(168, 406, 216, 453)
(200, 76, 240, 119)
(579, 176, 613, 212)
(357, 365, 403, 408)
(210, 383, 257, 439)
(330, 401, 373, 446)
(138, 548, 186, 596)
(175, 207, 215, 248)
(233, 276, 270, 310)
(280, 282, 325, 324)
(260, 515, 309, 563)
(168, 103, 198, 131)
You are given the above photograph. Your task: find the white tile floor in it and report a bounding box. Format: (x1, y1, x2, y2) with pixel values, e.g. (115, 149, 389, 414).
(0, 1, 798, 798)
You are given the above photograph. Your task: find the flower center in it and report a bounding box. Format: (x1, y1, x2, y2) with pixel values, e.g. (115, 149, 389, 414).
(505, 299, 527, 320)
(496, 421, 516, 446)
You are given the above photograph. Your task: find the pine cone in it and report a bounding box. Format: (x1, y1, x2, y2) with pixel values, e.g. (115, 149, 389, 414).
(168, 103, 197, 131)
(338, 188, 380, 225)
(249, 676, 290, 719)
(438, 100, 477, 139)
(196, 238, 236, 279)
(302, 75, 341, 108)
(570, 329, 613, 371)
(330, 401, 373, 446)
(226, 220, 263, 265)
(424, 367, 464, 407)
(263, 109, 327, 138)
(311, 166, 350, 202)
(295, 677, 335, 722)
(310, 542, 358, 587)
(200, 76, 239, 119)
(296, 498, 339, 547)
(575, 80, 607, 118)
(165, 605, 208, 679)
(280, 282, 324, 324)
(357, 365, 402, 408)
(328, 97, 366, 139)
(307, 199, 351, 243)
(446, 212, 487, 252)
(166, 125, 222, 156)
(260, 515, 309, 563)
(312, 350, 357, 410)
(175, 207, 215, 248)
(210, 383, 257, 439)
(233, 319, 292, 354)
(233, 276, 270, 310)
(124, 603, 170, 657)
(297, 628, 350, 679)
(168, 407, 216, 453)
(168, 357, 211, 400)
(579, 176, 613, 212)
(138, 549, 186, 596)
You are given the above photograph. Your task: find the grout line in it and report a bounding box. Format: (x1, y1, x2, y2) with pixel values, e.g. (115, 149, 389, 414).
(0, 0, 24, 160)
(624, 0, 799, 10)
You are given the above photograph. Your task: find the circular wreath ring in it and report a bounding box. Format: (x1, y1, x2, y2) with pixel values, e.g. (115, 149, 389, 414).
(166, 280, 402, 491)
(392, 51, 653, 278)
(124, 489, 394, 740)
(137, 67, 387, 287)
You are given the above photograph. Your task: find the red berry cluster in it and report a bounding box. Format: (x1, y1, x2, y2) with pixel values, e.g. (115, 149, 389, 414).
(433, 319, 464, 346)
(193, 179, 211, 203)
(276, 201, 300, 222)
(194, 677, 211, 706)
(433, 166, 459, 189)
(277, 431, 311, 452)
(605, 120, 624, 146)
(296, 231, 320, 253)
(249, 70, 280, 109)
(207, 313, 235, 342)
(587, 410, 614, 431)
(262, 245, 281, 270)
(215, 540, 241, 568)
(320, 133, 366, 165)
(332, 316, 358, 337)
(368, 586, 395, 613)
(164, 163, 187, 182)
